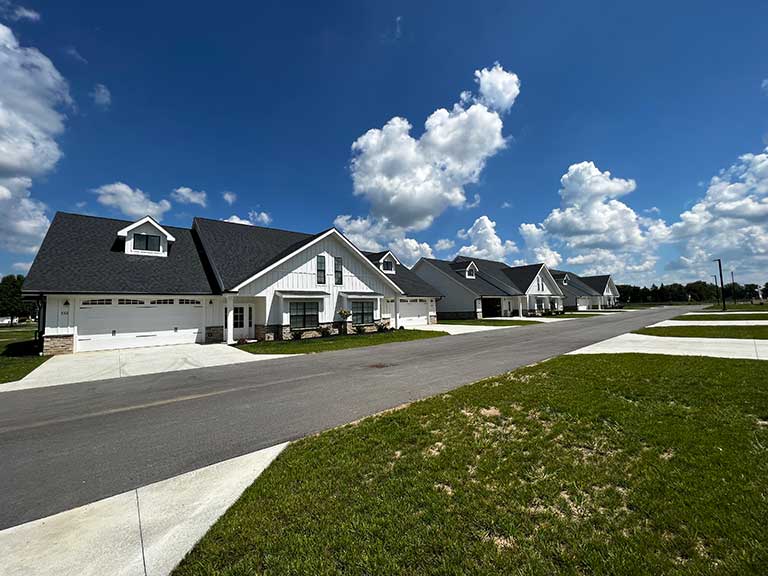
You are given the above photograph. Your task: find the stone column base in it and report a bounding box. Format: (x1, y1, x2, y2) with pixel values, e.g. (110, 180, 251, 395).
(43, 334, 74, 355)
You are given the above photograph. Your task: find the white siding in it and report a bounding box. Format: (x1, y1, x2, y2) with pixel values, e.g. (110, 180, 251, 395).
(237, 235, 399, 324)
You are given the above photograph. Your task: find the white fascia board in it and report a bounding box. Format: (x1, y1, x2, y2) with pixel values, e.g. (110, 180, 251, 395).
(377, 250, 401, 266)
(117, 216, 176, 242)
(231, 228, 404, 295)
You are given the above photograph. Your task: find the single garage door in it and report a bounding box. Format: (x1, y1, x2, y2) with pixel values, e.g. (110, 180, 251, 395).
(399, 298, 429, 327)
(76, 297, 203, 352)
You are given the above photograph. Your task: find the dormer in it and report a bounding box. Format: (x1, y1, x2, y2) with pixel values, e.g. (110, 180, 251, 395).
(117, 216, 175, 258)
(562, 273, 569, 286)
(464, 261, 478, 279)
(375, 251, 400, 274)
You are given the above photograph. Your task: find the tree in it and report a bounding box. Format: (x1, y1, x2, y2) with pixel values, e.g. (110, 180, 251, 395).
(0, 274, 28, 326)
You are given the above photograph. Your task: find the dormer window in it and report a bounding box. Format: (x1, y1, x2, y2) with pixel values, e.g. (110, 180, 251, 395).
(464, 261, 478, 279)
(134, 233, 161, 252)
(382, 259, 394, 272)
(563, 275, 569, 286)
(466, 268, 475, 278)
(117, 215, 175, 258)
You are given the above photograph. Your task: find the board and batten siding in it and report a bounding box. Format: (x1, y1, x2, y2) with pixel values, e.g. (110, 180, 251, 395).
(237, 234, 400, 325)
(411, 260, 478, 314)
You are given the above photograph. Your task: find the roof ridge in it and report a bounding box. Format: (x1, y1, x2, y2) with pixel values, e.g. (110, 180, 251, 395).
(192, 216, 315, 237)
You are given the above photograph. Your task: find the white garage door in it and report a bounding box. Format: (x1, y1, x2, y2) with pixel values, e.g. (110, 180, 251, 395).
(76, 297, 203, 352)
(399, 298, 429, 326)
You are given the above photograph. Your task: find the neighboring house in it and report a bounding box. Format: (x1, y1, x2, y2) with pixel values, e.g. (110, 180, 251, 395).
(550, 270, 603, 310)
(362, 250, 441, 327)
(23, 213, 405, 354)
(580, 274, 621, 308)
(0, 317, 11, 325)
(411, 256, 564, 319)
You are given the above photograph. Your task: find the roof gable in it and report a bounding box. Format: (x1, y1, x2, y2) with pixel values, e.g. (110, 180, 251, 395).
(117, 216, 176, 242)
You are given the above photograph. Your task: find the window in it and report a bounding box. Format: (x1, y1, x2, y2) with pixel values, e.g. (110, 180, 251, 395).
(150, 299, 174, 305)
(352, 301, 374, 325)
(134, 233, 161, 252)
(466, 267, 475, 278)
(118, 298, 145, 305)
(81, 299, 112, 306)
(316, 255, 326, 284)
(234, 307, 244, 329)
(289, 302, 319, 329)
(382, 259, 394, 272)
(334, 257, 343, 285)
(178, 298, 201, 305)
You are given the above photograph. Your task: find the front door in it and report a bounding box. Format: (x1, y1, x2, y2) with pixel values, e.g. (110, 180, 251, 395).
(233, 305, 251, 340)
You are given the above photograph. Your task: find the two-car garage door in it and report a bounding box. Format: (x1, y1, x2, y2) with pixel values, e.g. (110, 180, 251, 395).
(76, 297, 204, 352)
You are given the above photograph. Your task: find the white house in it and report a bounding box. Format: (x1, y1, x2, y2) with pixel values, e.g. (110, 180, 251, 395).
(362, 250, 441, 327)
(411, 256, 564, 319)
(551, 270, 604, 310)
(580, 275, 621, 308)
(23, 213, 423, 354)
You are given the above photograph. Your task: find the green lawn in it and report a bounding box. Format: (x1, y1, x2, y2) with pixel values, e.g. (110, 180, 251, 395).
(674, 313, 768, 321)
(636, 325, 768, 339)
(0, 328, 48, 383)
(238, 329, 446, 354)
(174, 354, 768, 575)
(704, 303, 768, 311)
(439, 319, 540, 326)
(623, 302, 697, 309)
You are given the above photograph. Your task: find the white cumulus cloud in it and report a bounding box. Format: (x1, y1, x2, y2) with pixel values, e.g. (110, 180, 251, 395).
(473, 62, 521, 113)
(434, 238, 455, 251)
(224, 210, 273, 226)
(222, 191, 237, 205)
(455, 215, 518, 262)
(0, 23, 71, 254)
(171, 186, 207, 207)
(338, 63, 519, 263)
(0, 2, 40, 21)
(90, 83, 111, 108)
(93, 182, 171, 221)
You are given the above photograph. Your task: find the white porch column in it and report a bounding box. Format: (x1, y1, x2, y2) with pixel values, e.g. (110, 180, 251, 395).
(225, 294, 235, 344)
(394, 297, 400, 329)
(518, 297, 523, 317)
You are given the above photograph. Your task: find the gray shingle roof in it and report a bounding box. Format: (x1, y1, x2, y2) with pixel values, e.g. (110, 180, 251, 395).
(551, 269, 601, 298)
(581, 274, 611, 294)
(23, 213, 218, 295)
(192, 217, 323, 291)
(362, 252, 441, 297)
(420, 258, 512, 296)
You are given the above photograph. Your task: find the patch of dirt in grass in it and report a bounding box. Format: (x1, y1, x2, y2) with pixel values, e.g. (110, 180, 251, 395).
(481, 532, 516, 550)
(480, 406, 501, 418)
(660, 448, 675, 460)
(434, 483, 454, 496)
(425, 441, 445, 457)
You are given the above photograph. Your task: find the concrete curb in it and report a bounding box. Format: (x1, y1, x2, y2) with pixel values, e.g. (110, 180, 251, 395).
(0, 442, 288, 576)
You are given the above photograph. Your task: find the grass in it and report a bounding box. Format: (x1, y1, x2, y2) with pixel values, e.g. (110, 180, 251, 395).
(238, 329, 446, 354)
(174, 354, 768, 575)
(636, 325, 768, 339)
(0, 328, 48, 383)
(674, 313, 768, 321)
(704, 303, 768, 311)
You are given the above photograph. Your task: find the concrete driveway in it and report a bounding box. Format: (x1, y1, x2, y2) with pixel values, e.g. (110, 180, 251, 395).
(2, 344, 291, 392)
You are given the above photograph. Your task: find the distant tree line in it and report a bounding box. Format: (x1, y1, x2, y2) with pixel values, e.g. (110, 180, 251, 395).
(617, 281, 767, 304)
(0, 274, 37, 325)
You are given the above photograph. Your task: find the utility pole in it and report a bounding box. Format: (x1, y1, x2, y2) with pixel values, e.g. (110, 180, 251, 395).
(731, 270, 736, 304)
(713, 259, 726, 311)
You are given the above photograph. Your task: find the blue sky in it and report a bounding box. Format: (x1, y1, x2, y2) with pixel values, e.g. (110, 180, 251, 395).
(1, 1, 767, 284)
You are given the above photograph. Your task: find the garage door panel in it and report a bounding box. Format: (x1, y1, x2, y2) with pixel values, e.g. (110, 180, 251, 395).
(399, 299, 429, 326)
(77, 302, 202, 352)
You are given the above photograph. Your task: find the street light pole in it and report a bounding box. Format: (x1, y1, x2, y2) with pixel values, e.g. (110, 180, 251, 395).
(713, 259, 726, 311)
(731, 270, 736, 304)
(712, 274, 719, 303)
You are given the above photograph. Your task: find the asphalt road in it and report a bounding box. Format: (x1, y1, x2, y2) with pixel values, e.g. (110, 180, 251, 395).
(0, 306, 696, 529)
